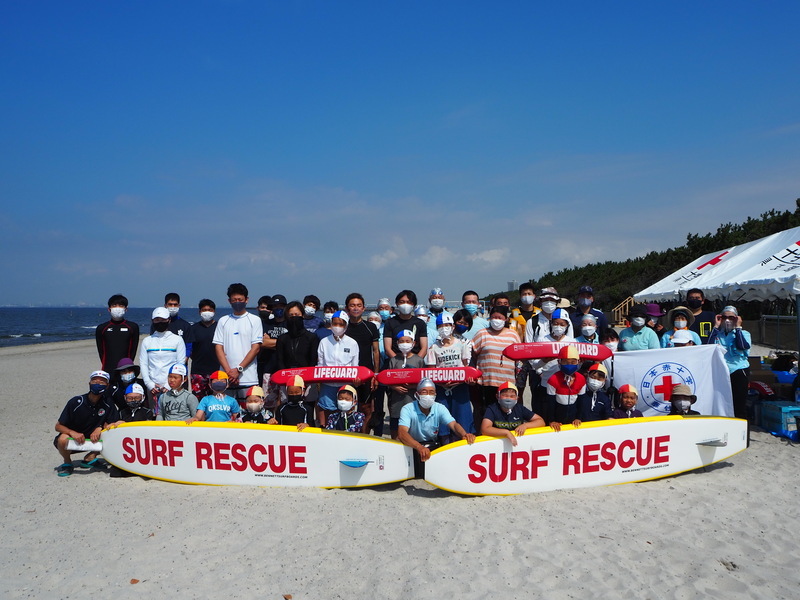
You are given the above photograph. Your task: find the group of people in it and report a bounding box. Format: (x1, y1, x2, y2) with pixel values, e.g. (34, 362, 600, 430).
(55, 282, 750, 477)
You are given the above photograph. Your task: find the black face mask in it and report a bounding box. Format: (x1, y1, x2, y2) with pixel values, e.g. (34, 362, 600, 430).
(259, 311, 271, 321)
(153, 322, 169, 332)
(287, 316, 304, 336)
(687, 299, 703, 310)
(287, 394, 303, 404)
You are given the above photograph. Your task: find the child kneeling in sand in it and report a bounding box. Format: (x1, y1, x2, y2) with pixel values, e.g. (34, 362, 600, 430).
(156, 363, 199, 421)
(612, 384, 644, 419)
(326, 385, 365, 432)
(53, 370, 119, 477)
(187, 371, 241, 423)
(668, 384, 700, 415)
(106, 383, 154, 477)
(277, 375, 315, 430)
(241, 386, 278, 424)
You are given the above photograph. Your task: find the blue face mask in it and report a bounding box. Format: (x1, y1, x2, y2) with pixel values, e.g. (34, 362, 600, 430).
(464, 303, 479, 315)
(560, 364, 579, 376)
(89, 383, 107, 395)
(231, 301, 247, 312)
(379, 310, 391, 320)
(273, 308, 285, 319)
(455, 324, 468, 334)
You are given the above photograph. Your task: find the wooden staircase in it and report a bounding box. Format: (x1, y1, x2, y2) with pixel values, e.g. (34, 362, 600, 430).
(612, 296, 634, 327)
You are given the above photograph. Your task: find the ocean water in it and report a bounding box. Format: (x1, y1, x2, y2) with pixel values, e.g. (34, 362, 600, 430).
(0, 307, 245, 348)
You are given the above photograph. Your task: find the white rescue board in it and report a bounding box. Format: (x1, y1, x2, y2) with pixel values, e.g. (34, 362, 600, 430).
(101, 421, 414, 487)
(424, 416, 747, 495)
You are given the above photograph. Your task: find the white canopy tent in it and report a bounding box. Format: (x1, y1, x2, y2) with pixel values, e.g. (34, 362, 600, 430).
(634, 225, 800, 302)
(634, 225, 800, 350)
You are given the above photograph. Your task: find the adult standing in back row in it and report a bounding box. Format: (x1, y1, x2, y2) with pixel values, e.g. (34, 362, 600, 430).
(686, 288, 716, 344)
(345, 292, 380, 432)
(383, 290, 428, 360)
(569, 286, 609, 334)
(213, 283, 263, 399)
(96, 294, 139, 373)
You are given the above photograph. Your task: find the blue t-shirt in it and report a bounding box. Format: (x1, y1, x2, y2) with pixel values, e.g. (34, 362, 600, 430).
(398, 401, 454, 443)
(197, 394, 240, 422)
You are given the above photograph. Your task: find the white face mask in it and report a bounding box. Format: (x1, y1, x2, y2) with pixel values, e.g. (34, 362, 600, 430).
(438, 326, 454, 339)
(120, 372, 136, 383)
(430, 299, 444, 309)
(490, 318, 505, 331)
(368, 319, 382, 328)
(631, 317, 645, 327)
(398, 342, 414, 355)
(581, 326, 596, 338)
(604, 341, 618, 352)
(331, 325, 346, 337)
(521, 295, 535, 305)
(337, 399, 354, 412)
(324, 313, 334, 323)
(551, 325, 566, 338)
(246, 402, 264, 413)
(674, 319, 687, 329)
(200, 311, 215, 322)
(304, 305, 317, 316)
(167, 306, 180, 317)
(396, 303, 414, 315)
(587, 378, 604, 392)
(417, 393, 436, 409)
(541, 301, 557, 314)
(672, 399, 691, 413)
(110, 307, 126, 320)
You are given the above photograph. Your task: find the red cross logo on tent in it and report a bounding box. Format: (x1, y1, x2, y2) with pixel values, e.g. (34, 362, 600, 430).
(695, 251, 728, 270)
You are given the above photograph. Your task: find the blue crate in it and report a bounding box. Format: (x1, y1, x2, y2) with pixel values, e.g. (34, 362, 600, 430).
(760, 400, 800, 439)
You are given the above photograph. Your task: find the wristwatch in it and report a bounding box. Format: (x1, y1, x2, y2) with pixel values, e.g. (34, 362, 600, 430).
(236, 365, 244, 374)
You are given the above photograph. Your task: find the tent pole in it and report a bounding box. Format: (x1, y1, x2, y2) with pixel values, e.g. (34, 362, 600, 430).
(796, 294, 800, 358)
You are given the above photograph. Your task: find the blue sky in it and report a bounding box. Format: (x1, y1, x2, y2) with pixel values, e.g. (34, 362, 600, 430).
(2, 1, 799, 307)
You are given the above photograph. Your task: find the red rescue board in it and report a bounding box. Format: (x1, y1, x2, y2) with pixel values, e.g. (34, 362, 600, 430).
(270, 366, 375, 385)
(376, 367, 482, 386)
(503, 342, 612, 361)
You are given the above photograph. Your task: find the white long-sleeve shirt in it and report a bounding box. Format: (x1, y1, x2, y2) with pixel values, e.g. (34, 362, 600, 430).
(139, 331, 186, 390)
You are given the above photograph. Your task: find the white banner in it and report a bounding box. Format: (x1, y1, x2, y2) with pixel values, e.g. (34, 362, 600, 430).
(613, 345, 733, 417)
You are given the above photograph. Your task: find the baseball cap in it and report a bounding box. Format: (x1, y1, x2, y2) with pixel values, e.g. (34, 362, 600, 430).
(90, 370, 110, 382)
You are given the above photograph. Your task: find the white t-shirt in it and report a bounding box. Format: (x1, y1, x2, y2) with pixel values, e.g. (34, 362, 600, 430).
(212, 312, 263, 386)
(425, 338, 471, 368)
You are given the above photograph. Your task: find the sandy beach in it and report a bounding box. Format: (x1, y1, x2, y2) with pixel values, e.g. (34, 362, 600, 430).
(2, 340, 799, 599)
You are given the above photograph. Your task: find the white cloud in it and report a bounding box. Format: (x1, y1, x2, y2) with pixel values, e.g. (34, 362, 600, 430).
(370, 237, 409, 269)
(466, 247, 509, 267)
(413, 245, 458, 269)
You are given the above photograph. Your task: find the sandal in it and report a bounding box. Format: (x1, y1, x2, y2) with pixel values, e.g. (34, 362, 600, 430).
(80, 457, 108, 469)
(55, 463, 74, 477)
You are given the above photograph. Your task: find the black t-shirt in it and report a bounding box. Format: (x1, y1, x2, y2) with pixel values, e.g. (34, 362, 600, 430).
(190, 320, 219, 376)
(346, 319, 379, 370)
(383, 316, 428, 355)
(259, 321, 289, 373)
(58, 394, 119, 436)
(690, 310, 716, 344)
